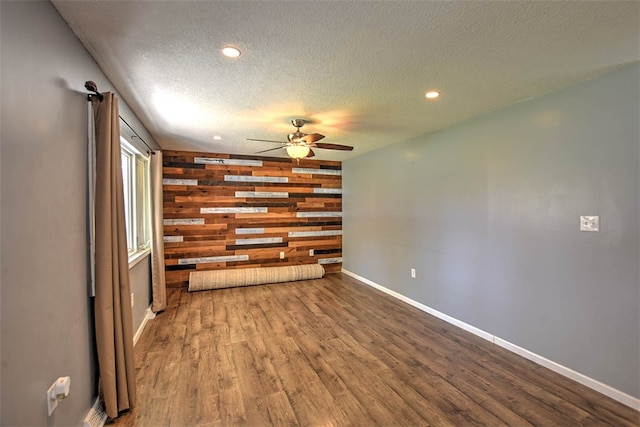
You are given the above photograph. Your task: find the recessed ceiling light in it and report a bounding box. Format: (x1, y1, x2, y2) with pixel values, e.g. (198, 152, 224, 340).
(222, 46, 241, 58)
(425, 90, 440, 99)
(213, 135, 222, 141)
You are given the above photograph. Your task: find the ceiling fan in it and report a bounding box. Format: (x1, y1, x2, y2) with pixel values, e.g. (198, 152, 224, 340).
(248, 119, 354, 159)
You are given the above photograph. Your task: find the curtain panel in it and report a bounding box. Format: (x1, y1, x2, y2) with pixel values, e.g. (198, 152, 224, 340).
(151, 151, 167, 312)
(91, 93, 136, 418)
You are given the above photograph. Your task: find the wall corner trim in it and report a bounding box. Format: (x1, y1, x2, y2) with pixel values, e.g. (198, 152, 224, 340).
(133, 306, 156, 346)
(341, 269, 640, 411)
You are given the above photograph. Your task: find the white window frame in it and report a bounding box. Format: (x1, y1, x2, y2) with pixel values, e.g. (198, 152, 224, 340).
(120, 136, 151, 265)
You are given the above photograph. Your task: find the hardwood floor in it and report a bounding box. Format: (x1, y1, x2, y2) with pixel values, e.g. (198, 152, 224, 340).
(113, 273, 639, 426)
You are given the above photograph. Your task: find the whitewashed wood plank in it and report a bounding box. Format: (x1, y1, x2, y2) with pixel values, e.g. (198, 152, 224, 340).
(163, 218, 205, 225)
(194, 157, 263, 167)
(225, 175, 288, 183)
(200, 207, 268, 214)
(292, 167, 342, 176)
(288, 230, 343, 238)
(235, 228, 265, 235)
(296, 211, 342, 218)
(318, 257, 343, 265)
(178, 254, 250, 265)
(235, 237, 283, 245)
(235, 191, 288, 198)
(163, 178, 198, 186)
(313, 188, 342, 194)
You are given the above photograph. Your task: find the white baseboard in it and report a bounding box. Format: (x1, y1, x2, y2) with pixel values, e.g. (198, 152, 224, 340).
(342, 269, 640, 411)
(133, 305, 155, 346)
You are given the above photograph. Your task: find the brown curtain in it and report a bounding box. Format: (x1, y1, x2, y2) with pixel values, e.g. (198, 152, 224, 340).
(150, 151, 167, 312)
(91, 93, 136, 418)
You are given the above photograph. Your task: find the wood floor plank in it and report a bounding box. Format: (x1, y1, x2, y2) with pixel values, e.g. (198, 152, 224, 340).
(195, 331, 221, 425)
(113, 274, 640, 426)
(369, 321, 578, 425)
(214, 342, 247, 425)
(262, 390, 299, 426)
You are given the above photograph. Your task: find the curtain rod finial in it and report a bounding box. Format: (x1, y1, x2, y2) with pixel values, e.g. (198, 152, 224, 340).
(84, 81, 98, 92)
(85, 80, 104, 102)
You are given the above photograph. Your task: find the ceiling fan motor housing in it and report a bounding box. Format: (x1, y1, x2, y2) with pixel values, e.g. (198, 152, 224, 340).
(288, 131, 307, 144)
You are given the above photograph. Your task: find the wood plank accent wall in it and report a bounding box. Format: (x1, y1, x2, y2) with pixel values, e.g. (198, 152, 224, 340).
(162, 150, 342, 288)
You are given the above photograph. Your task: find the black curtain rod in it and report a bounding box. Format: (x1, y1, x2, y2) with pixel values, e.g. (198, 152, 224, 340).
(85, 80, 156, 155)
(119, 116, 156, 155)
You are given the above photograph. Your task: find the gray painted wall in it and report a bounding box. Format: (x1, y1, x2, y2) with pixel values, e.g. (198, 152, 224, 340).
(130, 255, 152, 332)
(1, 2, 156, 425)
(344, 63, 640, 398)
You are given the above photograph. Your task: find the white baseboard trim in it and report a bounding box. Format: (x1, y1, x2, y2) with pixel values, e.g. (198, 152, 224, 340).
(342, 269, 640, 411)
(133, 305, 156, 346)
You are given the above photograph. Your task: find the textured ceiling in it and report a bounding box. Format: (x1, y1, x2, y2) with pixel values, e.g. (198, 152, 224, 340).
(52, 0, 639, 161)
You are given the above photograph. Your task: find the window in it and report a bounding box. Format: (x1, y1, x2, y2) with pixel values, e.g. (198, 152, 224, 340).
(120, 136, 150, 260)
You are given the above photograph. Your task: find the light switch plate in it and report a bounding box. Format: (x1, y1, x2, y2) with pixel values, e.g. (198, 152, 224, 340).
(580, 215, 599, 232)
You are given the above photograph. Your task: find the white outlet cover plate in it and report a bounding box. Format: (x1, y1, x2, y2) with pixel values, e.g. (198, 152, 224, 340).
(47, 383, 58, 416)
(580, 215, 599, 232)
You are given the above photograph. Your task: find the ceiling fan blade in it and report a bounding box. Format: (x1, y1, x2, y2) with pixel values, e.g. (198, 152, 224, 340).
(255, 146, 285, 154)
(306, 149, 315, 158)
(313, 142, 354, 151)
(247, 138, 287, 144)
(301, 133, 325, 143)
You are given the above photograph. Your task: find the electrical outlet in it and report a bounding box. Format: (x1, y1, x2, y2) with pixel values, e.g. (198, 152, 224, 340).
(47, 376, 71, 416)
(309, 249, 314, 256)
(131, 293, 134, 307)
(47, 382, 58, 416)
(279, 251, 285, 259)
(580, 215, 599, 232)
(411, 268, 416, 278)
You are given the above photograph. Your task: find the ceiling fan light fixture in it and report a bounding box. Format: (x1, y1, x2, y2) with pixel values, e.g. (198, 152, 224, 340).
(286, 145, 310, 159)
(425, 90, 440, 99)
(222, 46, 241, 58)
